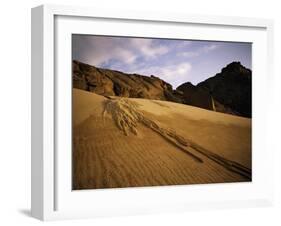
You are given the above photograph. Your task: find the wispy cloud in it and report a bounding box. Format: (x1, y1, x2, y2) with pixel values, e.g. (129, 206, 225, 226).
(177, 44, 219, 58)
(202, 44, 218, 52)
(72, 36, 171, 67)
(179, 51, 199, 58)
(72, 36, 138, 66)
(130, 38, 169, 58)
(134, 62, 192, 88)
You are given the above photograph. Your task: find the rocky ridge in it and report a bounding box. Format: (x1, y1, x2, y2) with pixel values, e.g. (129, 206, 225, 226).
(73, 60, 252, 117)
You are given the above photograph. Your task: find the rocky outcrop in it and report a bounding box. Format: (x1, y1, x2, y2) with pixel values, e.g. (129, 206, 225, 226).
(176, 62, 251, 117)
(73, 60, 252, 118)
(176, 82, 237, 116)
(73, 60, 183, 103)
(197, 62, 252, 117)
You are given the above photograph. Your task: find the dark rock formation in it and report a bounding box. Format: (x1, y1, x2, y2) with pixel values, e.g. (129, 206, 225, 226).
(177, 82, 237, 115)
(176, 62, 251, 117)
(197, 62, 252, 117)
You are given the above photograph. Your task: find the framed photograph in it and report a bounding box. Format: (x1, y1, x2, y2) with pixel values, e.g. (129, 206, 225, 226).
(31, 4, 274, 221)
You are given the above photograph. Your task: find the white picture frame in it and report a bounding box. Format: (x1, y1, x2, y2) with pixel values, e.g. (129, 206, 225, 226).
(31, 4, 274, 221)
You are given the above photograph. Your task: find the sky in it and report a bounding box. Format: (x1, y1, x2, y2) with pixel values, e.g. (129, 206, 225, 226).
(72, 35, 252, 88)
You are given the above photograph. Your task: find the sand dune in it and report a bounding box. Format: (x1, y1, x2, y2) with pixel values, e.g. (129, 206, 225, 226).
(73, 88, 251, 190)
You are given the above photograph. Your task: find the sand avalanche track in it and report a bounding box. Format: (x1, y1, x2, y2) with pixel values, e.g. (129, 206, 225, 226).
(73, 89, 252, 190)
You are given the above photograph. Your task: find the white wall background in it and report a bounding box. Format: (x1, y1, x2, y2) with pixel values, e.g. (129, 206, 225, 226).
(0, 0, 280, 225)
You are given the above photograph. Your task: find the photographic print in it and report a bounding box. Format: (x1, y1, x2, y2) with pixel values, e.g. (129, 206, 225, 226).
(72, 35, 252, 190)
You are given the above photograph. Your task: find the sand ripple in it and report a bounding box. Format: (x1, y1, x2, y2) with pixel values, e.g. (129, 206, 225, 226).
(104, 98, 251, 179)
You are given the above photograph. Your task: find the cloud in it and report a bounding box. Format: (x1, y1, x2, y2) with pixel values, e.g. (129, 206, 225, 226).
(202, 44, 218, 52)
(134, 62, 192, 88)
(130, 38, 169, 58)
(115, 47, 137, 64)
(72, 36, 170, 67)
(179, 51, 199, 58)
(72, 36, 137, 66)
(177, 44, 218, 58)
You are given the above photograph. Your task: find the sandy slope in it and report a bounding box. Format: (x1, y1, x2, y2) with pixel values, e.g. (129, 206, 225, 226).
(73, 88, 251, 190)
